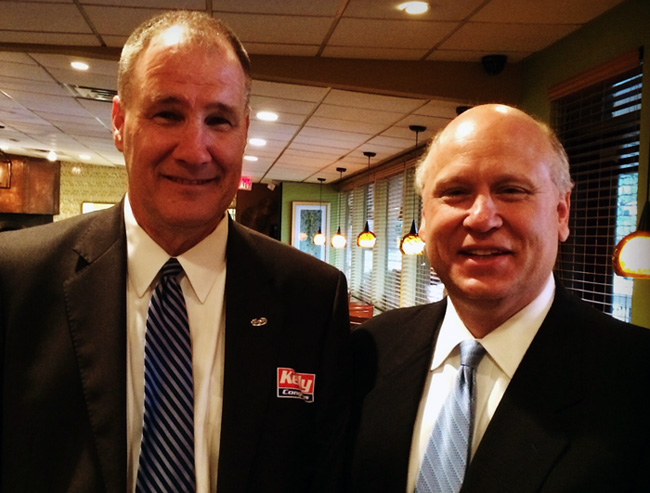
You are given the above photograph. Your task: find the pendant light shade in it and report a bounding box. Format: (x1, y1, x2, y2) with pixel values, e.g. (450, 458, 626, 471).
(313, 177, 327, 246)
(400, 125, 426, 255)
(400, 220, 426, 255)
(331, 167, 347, 249)
(613, 156, 650, 278)
(357, 151, 377, 248)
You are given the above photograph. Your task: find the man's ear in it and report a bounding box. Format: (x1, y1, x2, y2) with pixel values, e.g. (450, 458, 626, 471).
(111, 95, 125, 152)
(557, 191, 571, 243)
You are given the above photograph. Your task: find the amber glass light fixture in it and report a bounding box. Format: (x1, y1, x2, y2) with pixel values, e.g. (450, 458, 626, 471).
(313, 177, 327, 246)
(357, 151, 377, 248)
(400, 125, 426, 255)
(331, 167, 347, 249)
(613, 158, 650, 278)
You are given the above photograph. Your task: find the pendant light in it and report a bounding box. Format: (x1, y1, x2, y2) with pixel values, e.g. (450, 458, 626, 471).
(400, 125, 427, 255)
(613, 153, 650, 278)
(313, 177, 327, 246)
(357, 151, 377, 248)
(331, 167, 347, 249)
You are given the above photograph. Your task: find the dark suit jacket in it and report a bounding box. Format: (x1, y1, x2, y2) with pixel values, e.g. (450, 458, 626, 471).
(351, 286, 650, 492)
(0, 202, 351, 493)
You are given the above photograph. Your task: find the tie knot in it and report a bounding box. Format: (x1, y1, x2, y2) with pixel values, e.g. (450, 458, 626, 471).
(160, 258, 183, 280)
(459, 339, 485, 369)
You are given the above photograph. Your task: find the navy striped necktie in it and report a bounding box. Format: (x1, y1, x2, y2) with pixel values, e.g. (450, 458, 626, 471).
(415, 339, 486, 493)
(136, 258, 196, 492)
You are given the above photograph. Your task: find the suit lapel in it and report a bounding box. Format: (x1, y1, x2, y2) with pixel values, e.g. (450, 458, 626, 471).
(352, 301, 446, 491)
(464, 288, 584, 492)
(217, 221, 284, 490)
(63, 204, 127, 493)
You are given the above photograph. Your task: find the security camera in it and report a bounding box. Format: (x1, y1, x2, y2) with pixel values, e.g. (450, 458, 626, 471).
(481, 55, 507, 76)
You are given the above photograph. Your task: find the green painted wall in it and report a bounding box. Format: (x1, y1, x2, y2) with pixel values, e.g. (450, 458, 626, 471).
(280, 181, 346, 267)
(519, 0, 650, 328)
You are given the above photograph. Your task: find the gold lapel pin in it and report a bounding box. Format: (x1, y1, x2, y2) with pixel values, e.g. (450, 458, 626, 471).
(250, 317, 268, 327)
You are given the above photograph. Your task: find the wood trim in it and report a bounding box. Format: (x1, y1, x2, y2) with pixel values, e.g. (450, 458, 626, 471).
(548, 48, 642, 101)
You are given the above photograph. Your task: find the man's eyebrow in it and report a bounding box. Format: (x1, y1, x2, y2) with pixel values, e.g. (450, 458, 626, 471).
(149, 96, 240, 115)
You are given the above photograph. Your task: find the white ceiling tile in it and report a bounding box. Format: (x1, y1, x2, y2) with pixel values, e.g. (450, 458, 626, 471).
(81, 0, 204, 8)
(0, 62, 53, 83)
(244, 43, 320, 57)
(321, 46, 428, 60)
(84, 6, 166, 36)
(0, 31, 100, 45)
(0, 2, 92, 33)
(288, 142, 349, 156)
(328, 19, 456, 49)
(305, 116, 387, 135)
(213, 0, 341, 16)
(251, 80, 329, 102)
(0, 52, 37, 64)
(47, 68, 117, 92)
(250, 95, 319, 115)
(474, 0, 625, 24)
(0, 77, 67, 97)
(343, 0, 487, 21)
(31, 54, 118, 76)
(248, 121, 300, 140)
(216, 13, 332, 44)
(293, 133, 358, 150)
(298, 126, 372, 143)
(324, 89, 426, 113)
(442, 22, 579, 52)
(314, 104, 404, 125)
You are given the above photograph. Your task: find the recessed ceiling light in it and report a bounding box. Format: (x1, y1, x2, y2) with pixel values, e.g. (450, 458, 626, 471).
(47, 150, 58, 162)
(248, 138, 267, 147)
(70, 61, 89, 71)
(244, 155, 259, 162)
(256, 111, 278, 122)
(397, 1, 429, 15)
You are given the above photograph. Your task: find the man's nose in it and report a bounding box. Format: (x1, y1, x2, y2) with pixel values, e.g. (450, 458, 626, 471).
(463, 194, 502, 232)
(173, 119, 212, 166)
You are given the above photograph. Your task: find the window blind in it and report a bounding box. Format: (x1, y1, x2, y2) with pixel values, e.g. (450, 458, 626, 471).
(552, 58, 642, 322)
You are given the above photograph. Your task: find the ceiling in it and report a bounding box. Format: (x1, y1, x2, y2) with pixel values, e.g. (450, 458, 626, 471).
(0, 0, 626, 184)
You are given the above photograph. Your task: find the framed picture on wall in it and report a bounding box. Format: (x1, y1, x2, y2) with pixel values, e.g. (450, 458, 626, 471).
(291, 201, 329, 262)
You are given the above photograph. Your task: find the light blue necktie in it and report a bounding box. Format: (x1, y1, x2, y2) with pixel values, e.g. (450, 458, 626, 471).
(415, 340, 486, 493)
(136, 258, 196, 492)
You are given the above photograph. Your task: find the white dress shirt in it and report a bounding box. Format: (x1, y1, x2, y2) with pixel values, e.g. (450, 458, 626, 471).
(406, 275, 556, 492)
(124, 196, 227, 493)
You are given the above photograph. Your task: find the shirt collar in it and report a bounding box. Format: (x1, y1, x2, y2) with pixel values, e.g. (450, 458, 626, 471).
(124, 194, 228, 303)
(431, 274, 556, 378)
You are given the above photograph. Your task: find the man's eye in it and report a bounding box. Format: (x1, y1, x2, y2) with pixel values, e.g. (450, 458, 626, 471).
(206, 115, 232, 127)
(154, 111, 182, 122)
(500, 187, 528, 196)
(440, 188, 468, 198)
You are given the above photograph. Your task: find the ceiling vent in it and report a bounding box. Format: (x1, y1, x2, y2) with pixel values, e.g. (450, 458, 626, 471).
(65, 84, 117, 102)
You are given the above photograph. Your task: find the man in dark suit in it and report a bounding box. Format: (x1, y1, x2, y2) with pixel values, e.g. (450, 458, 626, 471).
(351, 104, 650, 492)
(0, 11, 351, 492)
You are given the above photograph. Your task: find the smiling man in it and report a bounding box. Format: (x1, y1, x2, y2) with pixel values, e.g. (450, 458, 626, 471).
(0, 11, 351, 493)
(350, 104, 650, 492)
